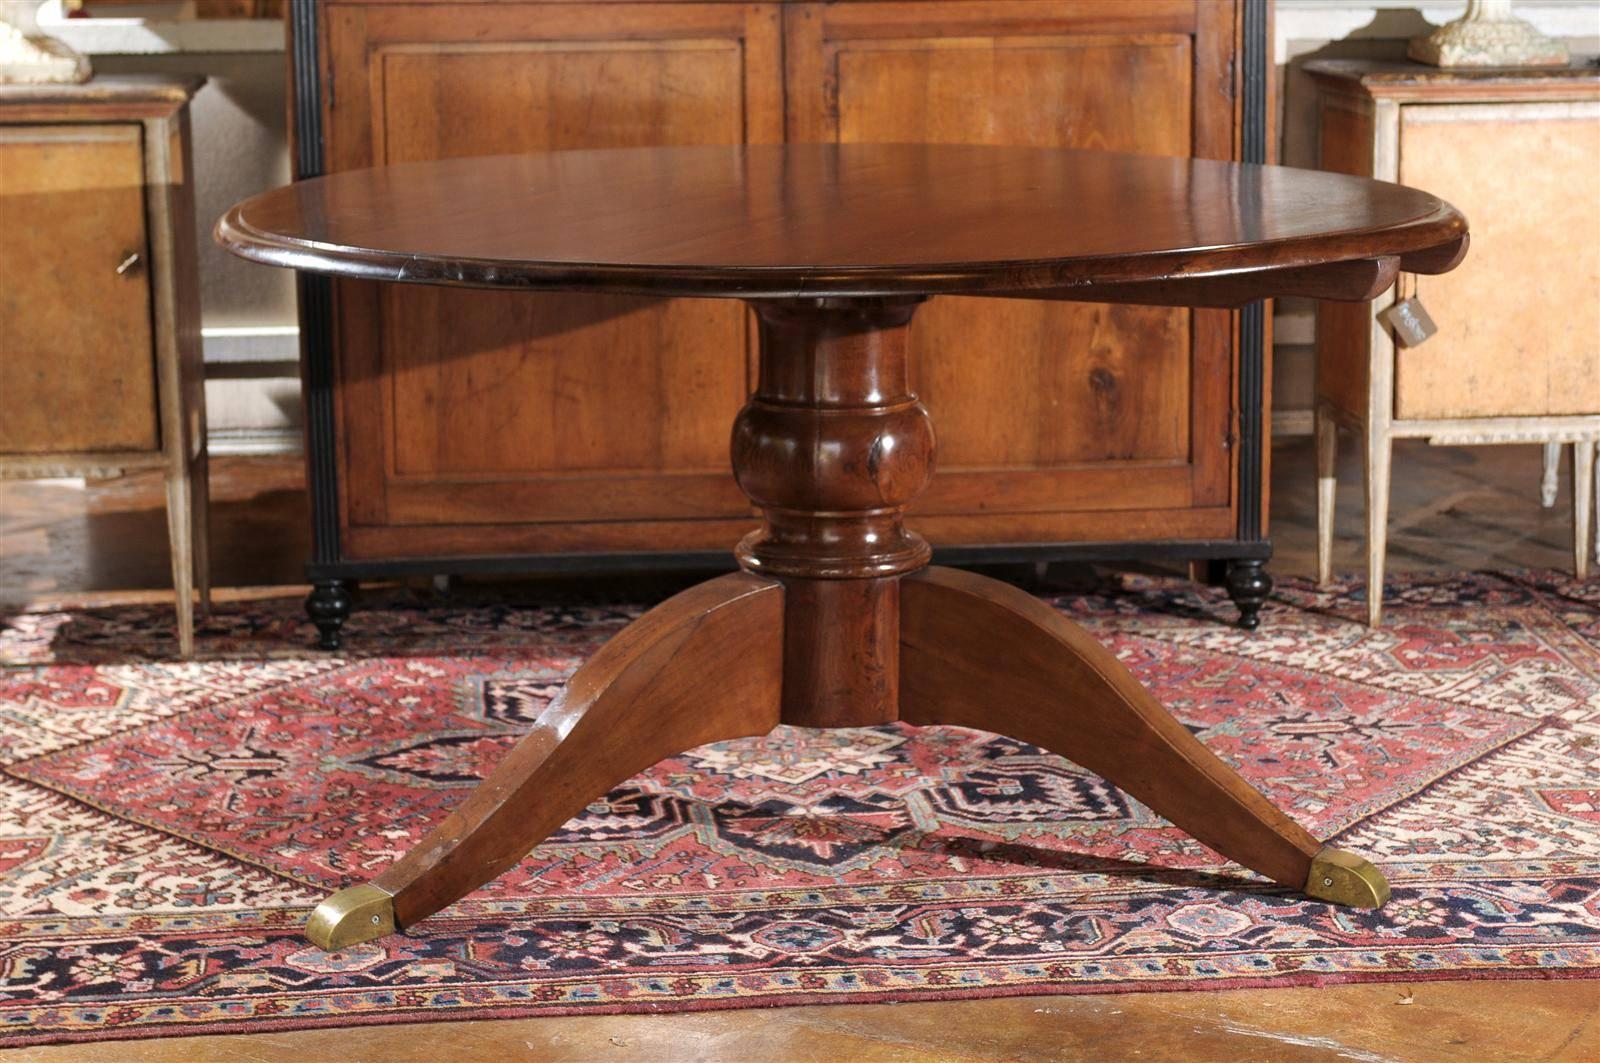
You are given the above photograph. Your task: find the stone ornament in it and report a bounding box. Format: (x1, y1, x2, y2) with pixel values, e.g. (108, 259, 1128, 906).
(1409, 0, 1570, 68)
(0, 2, 91, 85)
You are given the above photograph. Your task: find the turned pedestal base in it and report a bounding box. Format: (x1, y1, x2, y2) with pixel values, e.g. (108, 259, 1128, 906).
(306, 297, 1388, 950)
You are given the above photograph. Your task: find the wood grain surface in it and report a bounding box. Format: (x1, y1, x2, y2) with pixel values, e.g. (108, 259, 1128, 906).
(303, 2, 1254, 568)
(217, 143, 1466, 299)
(732, 297, 934, 727)
(0, 123, 157, 454)
(900, 565, 1322, 890)
(373, 571, 783, 930)
(1395, 102, 1599, 419)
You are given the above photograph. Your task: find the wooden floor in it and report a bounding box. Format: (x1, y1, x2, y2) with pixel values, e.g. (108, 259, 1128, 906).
(7, 981, 1595, 1063)
(3, 437, 1596, 1061)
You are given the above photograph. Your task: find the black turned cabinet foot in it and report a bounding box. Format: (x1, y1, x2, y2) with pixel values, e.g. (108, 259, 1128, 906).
(306, 579, 354, 650)
(1225, 560, 1273, 631)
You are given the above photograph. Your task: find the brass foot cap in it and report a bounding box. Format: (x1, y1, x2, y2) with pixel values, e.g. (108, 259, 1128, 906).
(1303, 847, 1390, 908)
(305, 883, 397, 950)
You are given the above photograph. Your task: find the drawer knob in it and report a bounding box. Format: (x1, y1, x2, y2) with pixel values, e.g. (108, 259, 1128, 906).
(115, 252, 141, 276)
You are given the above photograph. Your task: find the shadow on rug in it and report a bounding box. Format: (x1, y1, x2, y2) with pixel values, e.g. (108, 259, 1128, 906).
(2, 570, 1596, 1046)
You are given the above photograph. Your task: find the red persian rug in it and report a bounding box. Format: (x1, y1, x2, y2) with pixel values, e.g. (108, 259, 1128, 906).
(2, 570, 1597, 1046)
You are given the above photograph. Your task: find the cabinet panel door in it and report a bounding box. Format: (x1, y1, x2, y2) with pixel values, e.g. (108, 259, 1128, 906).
(324, 3, 782, 546)
(0, 124, 157, 454)
(1396, 101, 1600, 420)
(785, 1, 1238, 536)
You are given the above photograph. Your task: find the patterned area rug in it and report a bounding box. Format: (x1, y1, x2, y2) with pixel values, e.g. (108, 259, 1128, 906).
(2, 571, 1597, 1046)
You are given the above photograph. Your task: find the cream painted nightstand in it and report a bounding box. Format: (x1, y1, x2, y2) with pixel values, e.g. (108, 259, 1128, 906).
(0, 75, 210, 655)
(1307, 59, 1599, 624)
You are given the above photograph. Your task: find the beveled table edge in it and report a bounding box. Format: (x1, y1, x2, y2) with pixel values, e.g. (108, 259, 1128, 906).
(215, 174, 1468, 302)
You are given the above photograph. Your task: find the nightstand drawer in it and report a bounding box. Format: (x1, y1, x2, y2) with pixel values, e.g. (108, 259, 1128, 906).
(0, 122, 158, 454)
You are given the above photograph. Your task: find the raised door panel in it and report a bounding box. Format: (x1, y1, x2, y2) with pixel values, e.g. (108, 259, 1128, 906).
(373, 43, 748, 493)
(835, 35, 1194, 472)
(0, 124, 157, 454)
(324, 4, 782, 547)
(785, 1, 1238, 536)
(1395, 100, 1600, 420)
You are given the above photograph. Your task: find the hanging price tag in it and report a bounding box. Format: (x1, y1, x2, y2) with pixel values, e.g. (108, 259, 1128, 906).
(1378, 295, 1437, 348)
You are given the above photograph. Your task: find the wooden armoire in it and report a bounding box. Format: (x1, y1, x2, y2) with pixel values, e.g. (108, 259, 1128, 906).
(290, 0, 1275, 647)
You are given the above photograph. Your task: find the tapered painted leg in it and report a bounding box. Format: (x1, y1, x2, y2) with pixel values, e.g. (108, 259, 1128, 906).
(1364, 428, 1392, 628)
(899, 566, 1387, 906)
(1542, 441, 1562, 509)
(1316, 405, 1339, 586)
(306, 572, 784, 948)
(163, 464, 195, 658)
(190, 448, 212, 616)
(1574, 440, 1594, 582)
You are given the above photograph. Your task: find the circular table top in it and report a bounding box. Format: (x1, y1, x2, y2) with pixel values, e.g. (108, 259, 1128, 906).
(217, 143, 1466, 300)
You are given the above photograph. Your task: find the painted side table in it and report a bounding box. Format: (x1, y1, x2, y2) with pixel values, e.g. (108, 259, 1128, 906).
(1306, 59, 1599, 622)
(0, 75, 211, 657)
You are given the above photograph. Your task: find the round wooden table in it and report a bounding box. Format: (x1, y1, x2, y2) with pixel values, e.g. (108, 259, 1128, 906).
(218, 144, 1468, 950)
